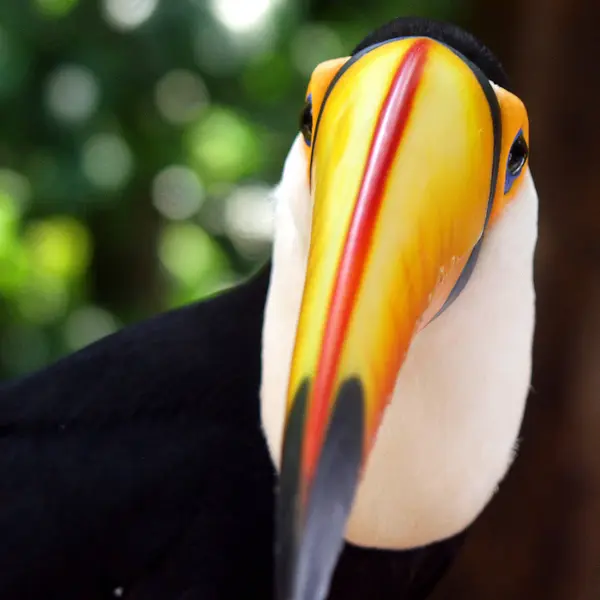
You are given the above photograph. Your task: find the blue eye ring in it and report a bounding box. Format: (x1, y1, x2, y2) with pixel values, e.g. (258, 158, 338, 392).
(504, 129, 529, 194)
(300, 93, 313, 147)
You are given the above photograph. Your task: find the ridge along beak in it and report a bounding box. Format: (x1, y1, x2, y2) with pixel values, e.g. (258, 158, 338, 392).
(276, 37, 501, 600)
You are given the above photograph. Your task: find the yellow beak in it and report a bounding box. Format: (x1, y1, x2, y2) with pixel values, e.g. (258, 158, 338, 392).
(277, 37, 502, 600)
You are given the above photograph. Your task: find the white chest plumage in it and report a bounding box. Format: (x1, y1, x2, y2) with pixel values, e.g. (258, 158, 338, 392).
(260, 135, 538, 550)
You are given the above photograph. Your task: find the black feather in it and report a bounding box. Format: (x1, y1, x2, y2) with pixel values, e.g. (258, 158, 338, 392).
(352, 16, 510, 91)
(0, 266, 275, 599)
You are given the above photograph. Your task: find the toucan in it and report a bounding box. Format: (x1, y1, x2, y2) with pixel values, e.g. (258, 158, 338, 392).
(0, 16, 537, 600)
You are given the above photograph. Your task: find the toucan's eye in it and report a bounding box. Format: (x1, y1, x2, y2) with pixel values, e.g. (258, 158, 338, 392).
(300, 94, 313, 147)
(504, 130, 529, 193)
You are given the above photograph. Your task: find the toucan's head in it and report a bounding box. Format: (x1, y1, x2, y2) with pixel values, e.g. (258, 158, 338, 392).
(260, 17, 537, 600)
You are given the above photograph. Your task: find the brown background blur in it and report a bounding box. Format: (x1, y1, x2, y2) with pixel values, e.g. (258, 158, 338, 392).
(437, 2, 600, 598)
(0, 0, 598, 598)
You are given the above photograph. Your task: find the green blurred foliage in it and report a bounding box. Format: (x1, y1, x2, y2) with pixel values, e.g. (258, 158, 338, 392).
(0, 0, 463, 379)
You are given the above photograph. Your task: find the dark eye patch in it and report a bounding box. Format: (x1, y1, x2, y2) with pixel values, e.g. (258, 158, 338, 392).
(504, 130, 528, 193)
(300, 94, 313, 147)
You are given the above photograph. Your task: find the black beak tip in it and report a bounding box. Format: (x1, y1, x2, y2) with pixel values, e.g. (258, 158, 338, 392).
(275, 377, 365, 600)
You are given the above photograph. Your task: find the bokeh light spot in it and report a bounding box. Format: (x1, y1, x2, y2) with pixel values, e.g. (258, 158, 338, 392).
(155, 69, 209, 125)
(34, 0, 79, 18)
(159, 223, 225, 285)
(16, 275, 69, 324)
(64, 305, 120, 351)
(222, 184, 274, 259)
(101, 0, 159, 31)
(209, 0, 279, 34)
(45, 64, 100, 124)
(0, 169, 32, 211)
(82, 133, 134, 191)
(0, 191, 20, 244)
(24, 217, 92, 279)
(0, 193, 28, 293)
(291, 24, 344, 76)
(152, 166, 205, 221)
(186, 107, 261, 183)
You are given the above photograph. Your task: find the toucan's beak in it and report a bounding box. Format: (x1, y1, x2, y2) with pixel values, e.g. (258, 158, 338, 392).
(276, 37, 500, 600)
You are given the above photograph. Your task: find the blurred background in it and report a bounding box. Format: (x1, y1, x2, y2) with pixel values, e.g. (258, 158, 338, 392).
(0, 0, 598, 598)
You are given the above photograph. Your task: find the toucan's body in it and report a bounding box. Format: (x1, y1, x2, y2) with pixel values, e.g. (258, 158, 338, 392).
(0, 16, 537, 600)
(0, 269, 273, 599)
(0, 265, 463, 600)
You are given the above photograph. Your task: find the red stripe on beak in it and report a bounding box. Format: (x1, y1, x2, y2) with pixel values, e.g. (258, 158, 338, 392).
(301, 38, 431, 492)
